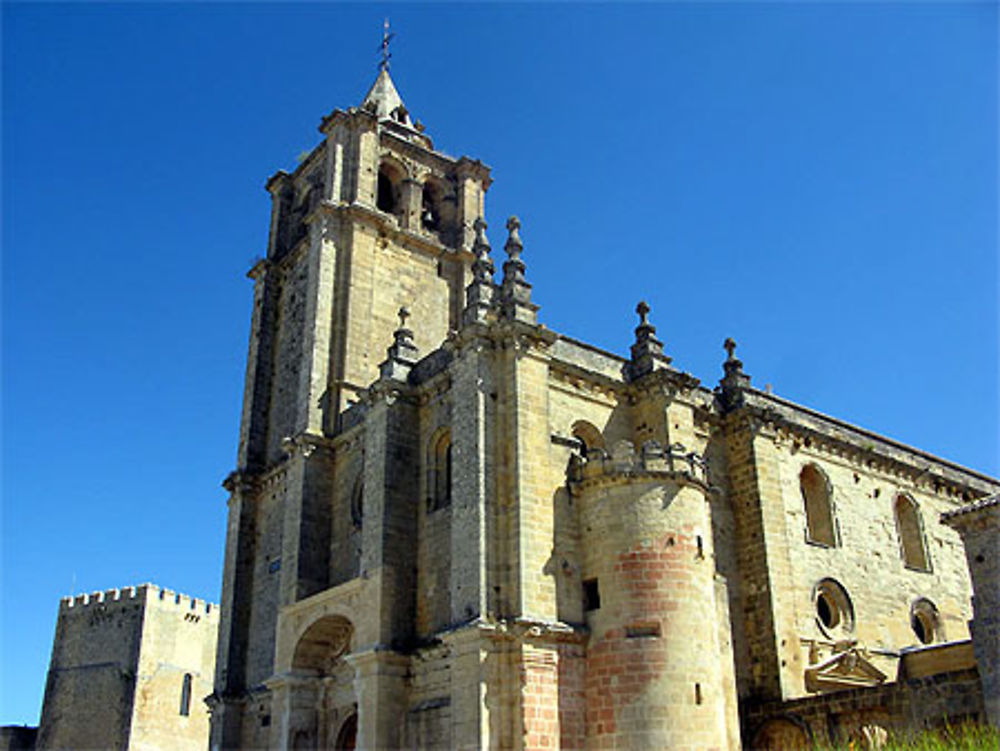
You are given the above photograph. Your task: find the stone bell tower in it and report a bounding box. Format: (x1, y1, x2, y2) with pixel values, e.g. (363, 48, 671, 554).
(210, 62, 491, 750)
(239, 66, 492, 472)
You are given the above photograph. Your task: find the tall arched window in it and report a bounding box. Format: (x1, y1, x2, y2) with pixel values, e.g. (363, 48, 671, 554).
(895, 494, 929, 571)
(428, 429, 452, 511)
(179, 673, 192, 716)
(800, 464, 836, 546)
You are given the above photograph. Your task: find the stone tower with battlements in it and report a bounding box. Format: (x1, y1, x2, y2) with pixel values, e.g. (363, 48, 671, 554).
(210, 63, 1000, 751)
(36, 584, 218, 751)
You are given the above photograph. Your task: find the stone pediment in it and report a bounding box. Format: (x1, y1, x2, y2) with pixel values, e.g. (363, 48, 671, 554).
(804, 647, 887, 693)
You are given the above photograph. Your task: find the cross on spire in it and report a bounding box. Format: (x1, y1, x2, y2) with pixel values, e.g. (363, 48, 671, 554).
(378, 18, 394, 72)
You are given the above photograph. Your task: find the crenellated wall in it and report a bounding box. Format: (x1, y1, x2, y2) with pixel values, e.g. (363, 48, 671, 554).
(37, 584, 217, 751)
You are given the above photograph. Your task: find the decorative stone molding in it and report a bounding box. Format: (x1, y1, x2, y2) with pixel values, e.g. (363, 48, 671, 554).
(567, 439, 711, 493)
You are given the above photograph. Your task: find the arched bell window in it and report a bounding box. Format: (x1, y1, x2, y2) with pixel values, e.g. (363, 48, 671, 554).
(376, 160, 404, 214)
(800, 464, 837, 546)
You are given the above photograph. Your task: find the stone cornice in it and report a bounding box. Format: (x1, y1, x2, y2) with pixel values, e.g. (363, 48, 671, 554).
(549, 366, 621, 407)
(315, 200, 474, 263)
(379, 128, 455, 172)
(281, 431, 336, 461)
(264, 169, 291, 194)
(455, 156, 493, 190)
(941, 493, 1000, 531)
(624, 366, 702, 404)
(731, 390, 999, 496)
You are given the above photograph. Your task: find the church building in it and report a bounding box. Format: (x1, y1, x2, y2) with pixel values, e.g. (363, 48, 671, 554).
(207, 62, 1000, 750)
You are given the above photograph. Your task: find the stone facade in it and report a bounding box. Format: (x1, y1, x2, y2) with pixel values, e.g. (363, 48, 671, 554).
(36, 584, 218, 751)
(942, 495, 1000, 729)
(209, 68, 1000, 750)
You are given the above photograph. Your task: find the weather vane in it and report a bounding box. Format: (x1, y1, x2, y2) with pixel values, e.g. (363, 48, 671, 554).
(378, 18, 394, 72)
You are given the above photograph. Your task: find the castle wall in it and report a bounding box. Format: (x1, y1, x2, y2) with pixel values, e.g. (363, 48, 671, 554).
(128, 589, 218, 751)
(37, 588, 146, 751)
(38, 586, 217, 751)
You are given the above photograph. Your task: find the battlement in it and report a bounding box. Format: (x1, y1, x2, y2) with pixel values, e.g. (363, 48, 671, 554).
(568, 439, 710, 491)
(61, 583, 218, 616)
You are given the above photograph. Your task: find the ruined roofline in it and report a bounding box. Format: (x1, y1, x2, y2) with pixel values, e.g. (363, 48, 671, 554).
(61, 583, 218, 615)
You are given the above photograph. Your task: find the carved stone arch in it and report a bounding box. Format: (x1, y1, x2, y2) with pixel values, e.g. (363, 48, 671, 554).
(894, 493, 930, 571)
(291, 614, 354, 675)
(571, 420, 606, 456)
(800, 462, 837, 546)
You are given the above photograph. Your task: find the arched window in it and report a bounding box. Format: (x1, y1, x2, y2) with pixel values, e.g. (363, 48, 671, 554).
(571, 420, 605, 457)
(179, 673, 192, 716)
(910, 598, 940, 644)
(895, 494, 929, 571)
(800, 464, 836, 546)
(428, 429, 452, 511)
(376, 161, 402, 214)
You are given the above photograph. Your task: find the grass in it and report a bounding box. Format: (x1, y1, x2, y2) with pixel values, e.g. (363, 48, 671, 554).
(815, 723, 999, 751)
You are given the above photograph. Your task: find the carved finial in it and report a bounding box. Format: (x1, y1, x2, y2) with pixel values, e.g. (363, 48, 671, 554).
(378, 18, 394, 73)
(637, 301, 651, 327)
(463, 218, 497, 326)
(625, 300, 670, 382)
(378, 302, 418, 381)
(724, 337, 737, 361)
(473, 217, 490, 252)
(505, 216, 523, 260)
(718, 335, 751, 408)
(498, 214, 538, 324)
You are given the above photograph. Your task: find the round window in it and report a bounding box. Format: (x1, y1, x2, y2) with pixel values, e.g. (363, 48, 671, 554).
(813, 579, 854, 638)
(910, 599, 939, 645)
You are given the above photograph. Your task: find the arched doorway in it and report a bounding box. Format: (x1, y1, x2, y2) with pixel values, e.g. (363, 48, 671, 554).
(284, 615, 355, 750)
(334, 713, 357, 751)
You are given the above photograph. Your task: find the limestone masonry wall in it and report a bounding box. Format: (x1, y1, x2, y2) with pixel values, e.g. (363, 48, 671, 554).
(38, 585, 217, 751)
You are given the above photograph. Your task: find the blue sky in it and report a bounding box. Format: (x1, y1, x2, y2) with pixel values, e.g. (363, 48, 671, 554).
(2, 2, 996, 725)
